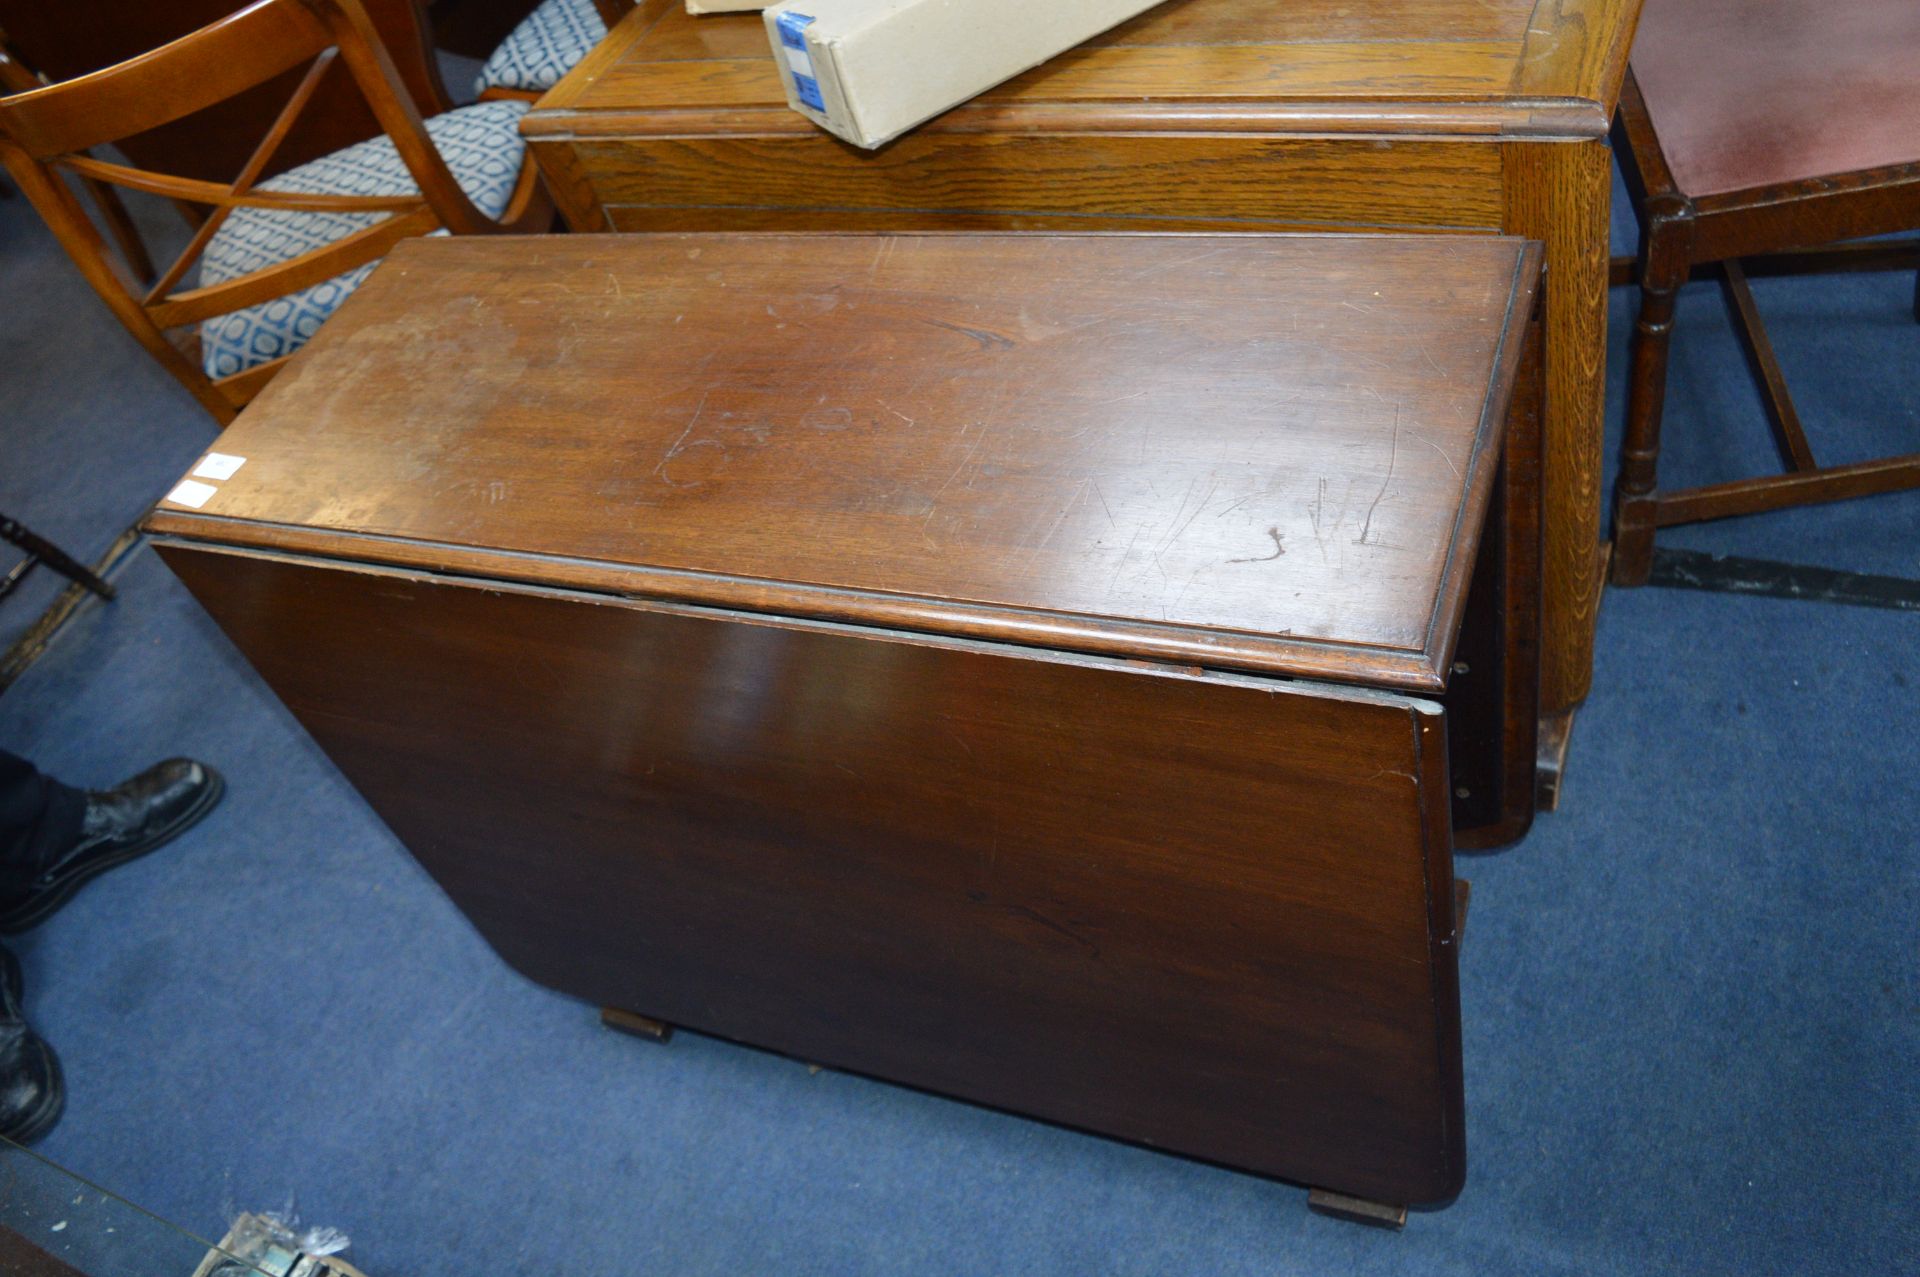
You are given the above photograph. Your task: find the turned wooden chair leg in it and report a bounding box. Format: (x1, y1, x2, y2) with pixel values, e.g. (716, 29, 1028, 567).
(0, 513, 115, 601)
(1611, 203, 1694, 586)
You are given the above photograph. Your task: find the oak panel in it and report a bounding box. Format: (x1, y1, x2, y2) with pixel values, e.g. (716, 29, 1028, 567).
(1502, 139, 1612, 708)
(577, 42, 1525, 114)
(561, 0, 1635, 120)
(567, 135, 1507, 231)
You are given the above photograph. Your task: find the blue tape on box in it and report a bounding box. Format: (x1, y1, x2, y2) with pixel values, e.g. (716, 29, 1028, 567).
(776, 12, 823, 112)
(777, 11, 815, 49)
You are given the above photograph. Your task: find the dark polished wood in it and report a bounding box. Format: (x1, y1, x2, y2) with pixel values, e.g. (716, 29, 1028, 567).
(147, 231, 1542, 1211)
(0, 0, 552, 425)
(160, 551, 1472, 1205)
(521, 0, 1642, 742)
(146, 232, 1536, 693)
(431, 0, 545, 61)
(1609, 0, 1920, 585)
(1451, 303, 1543, 849)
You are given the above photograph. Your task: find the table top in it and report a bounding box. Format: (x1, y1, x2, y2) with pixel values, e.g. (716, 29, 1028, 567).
(148, 232, 1539, 692)
(1629, 0, 1920, 198)
(525, 0, 1641, 144)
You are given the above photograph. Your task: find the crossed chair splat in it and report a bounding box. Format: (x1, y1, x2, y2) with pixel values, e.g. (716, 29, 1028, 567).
(0, 0, 554, 425)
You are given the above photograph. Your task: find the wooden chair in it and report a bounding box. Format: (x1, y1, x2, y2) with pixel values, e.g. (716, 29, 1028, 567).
(1609, 0, 1920, 585)
(0, 0, 455, 185)
(0, 0, 551, 425)
(0, 514, 114, 606)
(0, 33, 154, 283)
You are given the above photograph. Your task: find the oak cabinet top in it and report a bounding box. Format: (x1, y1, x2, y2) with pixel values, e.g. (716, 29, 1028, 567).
(148, 232, 1540, 691)
(523, 0, 1643, 142)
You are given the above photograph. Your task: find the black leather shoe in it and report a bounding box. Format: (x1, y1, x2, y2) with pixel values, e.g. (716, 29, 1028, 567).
(0, 759, 224, 934)
(0, 945, 63, 1144)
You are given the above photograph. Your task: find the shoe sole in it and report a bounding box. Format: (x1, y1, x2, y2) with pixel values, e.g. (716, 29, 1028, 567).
(0, 767, 226, 935)
(4, 1036, 65, 1145)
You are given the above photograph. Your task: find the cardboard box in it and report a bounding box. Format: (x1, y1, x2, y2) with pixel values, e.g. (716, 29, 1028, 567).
(763, 0, 1166, 149)
(687, 1, 765, 12)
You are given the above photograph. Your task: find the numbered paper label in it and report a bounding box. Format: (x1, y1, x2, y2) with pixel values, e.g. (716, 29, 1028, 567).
(165, 479, 218, 509)
(192, 453, 246, 481)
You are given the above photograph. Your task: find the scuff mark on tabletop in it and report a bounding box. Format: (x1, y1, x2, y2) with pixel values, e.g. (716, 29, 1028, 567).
(1404, 428, 1461, 481)
(1229, 527, 1286, 564)
(922, 318, 1015, 351)
(1356, 410, 1401, 547)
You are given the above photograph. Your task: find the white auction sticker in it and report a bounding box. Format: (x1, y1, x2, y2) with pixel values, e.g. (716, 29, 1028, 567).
(192, 452, 246, 481)
(165, 479, 218, 509)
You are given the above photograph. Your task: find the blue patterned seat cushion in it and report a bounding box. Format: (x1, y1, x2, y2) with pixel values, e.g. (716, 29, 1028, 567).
(199, 99, 530, 379)
(475, 0, 608, 95)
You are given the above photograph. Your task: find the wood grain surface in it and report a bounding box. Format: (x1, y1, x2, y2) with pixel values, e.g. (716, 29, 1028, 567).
(147, 232, 1540, 692)
(528, 0, 1635, 134)
(143, 226, 1551, 1207)
(155, 545, 1468, 1206)
(1449, 301, 1543, 848)
(1502, 138, 1613, 708)
(562, 134, 1507, 234)
(521, 0, 1643, 737)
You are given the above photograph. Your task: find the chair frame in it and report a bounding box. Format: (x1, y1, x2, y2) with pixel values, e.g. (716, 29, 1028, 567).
(1610, 66, 1920, 586)
(0, 34, 155, 282)
(0, 0, 457, 185)
(0, 512, 114, 604)
(0, 0, 550, 425)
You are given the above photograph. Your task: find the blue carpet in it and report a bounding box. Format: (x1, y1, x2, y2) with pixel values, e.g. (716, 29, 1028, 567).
(0, 188, 215, 656)
(0, 160, 1914, 1276)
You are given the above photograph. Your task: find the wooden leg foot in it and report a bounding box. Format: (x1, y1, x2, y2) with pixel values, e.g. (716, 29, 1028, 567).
(1535, 707, 1576, 811)
(601, 1007, 674, 1043)
(1610, 508, 1658, 587)
(1308, 1188, 1407, 1229)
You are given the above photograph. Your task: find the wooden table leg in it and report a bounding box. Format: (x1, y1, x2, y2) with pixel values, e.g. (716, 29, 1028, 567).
(1502, 137, 1614, 802)
(1448, 298, 1543, 848)
(1308, 1187, 1408, 1229)
(601, 1007, 675, 1043)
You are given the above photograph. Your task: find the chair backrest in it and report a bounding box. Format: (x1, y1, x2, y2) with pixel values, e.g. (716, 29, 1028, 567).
(1, 33, 157, 282)
(0, 0, 527, 424)
(0, 0, 451, 182)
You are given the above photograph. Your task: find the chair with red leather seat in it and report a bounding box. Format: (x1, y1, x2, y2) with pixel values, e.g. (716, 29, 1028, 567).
(1610, 0, 1920, 584)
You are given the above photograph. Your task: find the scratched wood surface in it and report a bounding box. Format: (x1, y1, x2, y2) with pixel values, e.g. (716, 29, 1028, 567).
(143, 227, 1540, 1205)
(146, 232, 1540, 691)
(520, 0, 1643, 741)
